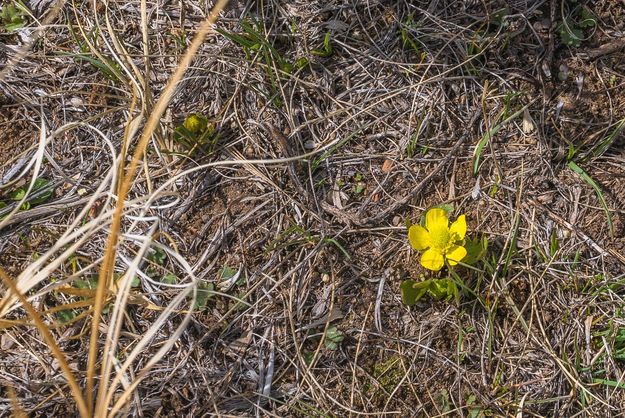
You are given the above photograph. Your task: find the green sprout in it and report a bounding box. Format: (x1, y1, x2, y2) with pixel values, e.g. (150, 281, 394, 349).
(1, 1, 27, 32)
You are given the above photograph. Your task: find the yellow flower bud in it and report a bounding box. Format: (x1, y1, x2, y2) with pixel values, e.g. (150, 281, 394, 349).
(183, 113, 208, 134)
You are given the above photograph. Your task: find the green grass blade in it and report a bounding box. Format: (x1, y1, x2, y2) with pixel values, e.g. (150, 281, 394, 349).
(472, 101, 534, 175)
(567, 160, 614, 237)
(586, 118, 625, 161)
(56, 52, 121, 81)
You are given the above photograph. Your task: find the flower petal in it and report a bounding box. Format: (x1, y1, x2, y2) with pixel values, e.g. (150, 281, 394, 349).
(446, 245, 467, 265)
(449, 214, 467, 240)
(408, 225, 431, 250)
(425, 208, 448, 231)
(421, 248, 445, 271)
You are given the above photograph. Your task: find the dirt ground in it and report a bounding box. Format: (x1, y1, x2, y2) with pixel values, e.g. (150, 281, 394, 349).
(1, 0, 625, 416)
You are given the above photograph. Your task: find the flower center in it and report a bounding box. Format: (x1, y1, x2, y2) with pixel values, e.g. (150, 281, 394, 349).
(429, 226, 450, 250)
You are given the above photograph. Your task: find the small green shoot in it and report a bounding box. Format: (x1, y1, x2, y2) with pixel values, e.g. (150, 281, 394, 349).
(466, 394, 487, 418)
(473, 101, 533, 175)
(399, 14, 427, 61)
(146, 247, 167, 266)
(56, 310, 77, 323)
(1, 1, 27, 32)
(145, 246, 180, 284)
(63, 21, 122, 81)
(161, 273, 177, 284)
(1, 177, 55, 212)
(558, 5, 596, 47)
(324, 326, 344, 350)
(193, 282, 215, 310)
(312, 31, 333, 57)
(567, 160, 613, 237)
(583, 118, 625, 162)
(462, 236, 488, 266)
(266, 223, 351, 259)
(549, 229, 559, 257)
(173, 113, 216, 155)
(352, 172, 365, 194)
(400, 278, 459, 306)
(406, 111, 428, 158)
(219, 265, 237, 280)
(216, 18, 295, 106)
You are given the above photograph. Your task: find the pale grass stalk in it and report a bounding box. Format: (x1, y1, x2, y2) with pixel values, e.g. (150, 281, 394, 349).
(0, 268, 89, 417)
(88, 0, 231, 414)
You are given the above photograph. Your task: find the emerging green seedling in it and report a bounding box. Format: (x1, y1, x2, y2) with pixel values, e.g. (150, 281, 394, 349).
(324, 326, 344, 350)
(312, 31, 333, 57)
(1, 1, 27, 32)
(558, 5, 596, 47)
(173, 113, 216, 156)
(0, 177, 54, 213)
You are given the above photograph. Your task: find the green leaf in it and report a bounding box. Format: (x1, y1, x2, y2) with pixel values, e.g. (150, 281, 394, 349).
(401, 278, 459, 305)
(586, 118, 625, 161)
(10, 188, 26, 201)
(568, 160, 614, 237)
(463, 236, 488, 266)
(1, 3, 26, 32)
(194, 282, 214, 309)
(324, 325, 344, 350)
(427, 279, 458, 302)
(75, 277, 98, 289)
(295, 57, 309, 69)
(558, 20, 583, 47)
(578, 8, 597, 28)
(400, 279, 428, 306)
(130, 276, 140, 288)
(161, 272, 177, 284)
(57, 52, 122, 81)
(473, 102, 532, 175)
(325, 340, 338, 350)
(29, 178, 54, 205)
(57, 310, 76, 323)
(220, 265, 237, 280)
(326, 326, 344, 342)
(147, 247, 167, 265)
(312, 31, 333, 57)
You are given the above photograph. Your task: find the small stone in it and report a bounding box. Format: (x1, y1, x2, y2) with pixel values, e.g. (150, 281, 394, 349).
(303, 140, 315, 150)
(392, 216, 401, 226)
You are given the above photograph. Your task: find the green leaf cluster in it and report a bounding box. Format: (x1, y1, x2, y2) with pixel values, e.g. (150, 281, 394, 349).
(173, 113, 216, 155)
(0, 177, 54, 213)
(324, 325, 344, 350)
(400, 278, 459, 306)
(558, 6, 596, 47)
(401, 234, 487, 306)
(311, 31, 333, 58)
(1, 1, 27, 32)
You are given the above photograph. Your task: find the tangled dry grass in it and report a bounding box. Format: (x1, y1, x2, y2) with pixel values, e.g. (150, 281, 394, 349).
(1, 0, 625, 416)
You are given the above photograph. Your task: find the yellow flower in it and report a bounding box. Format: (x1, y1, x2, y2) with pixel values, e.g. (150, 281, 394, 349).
(183, 113, 208, 134)
(408, 208, 467, 271)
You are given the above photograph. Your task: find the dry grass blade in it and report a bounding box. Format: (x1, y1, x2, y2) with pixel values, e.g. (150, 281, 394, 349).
(87, 0, 230, 414)
(6, 385, 26, 418)
(2, 1, 625, 415)
(0, 268, 89, 417)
